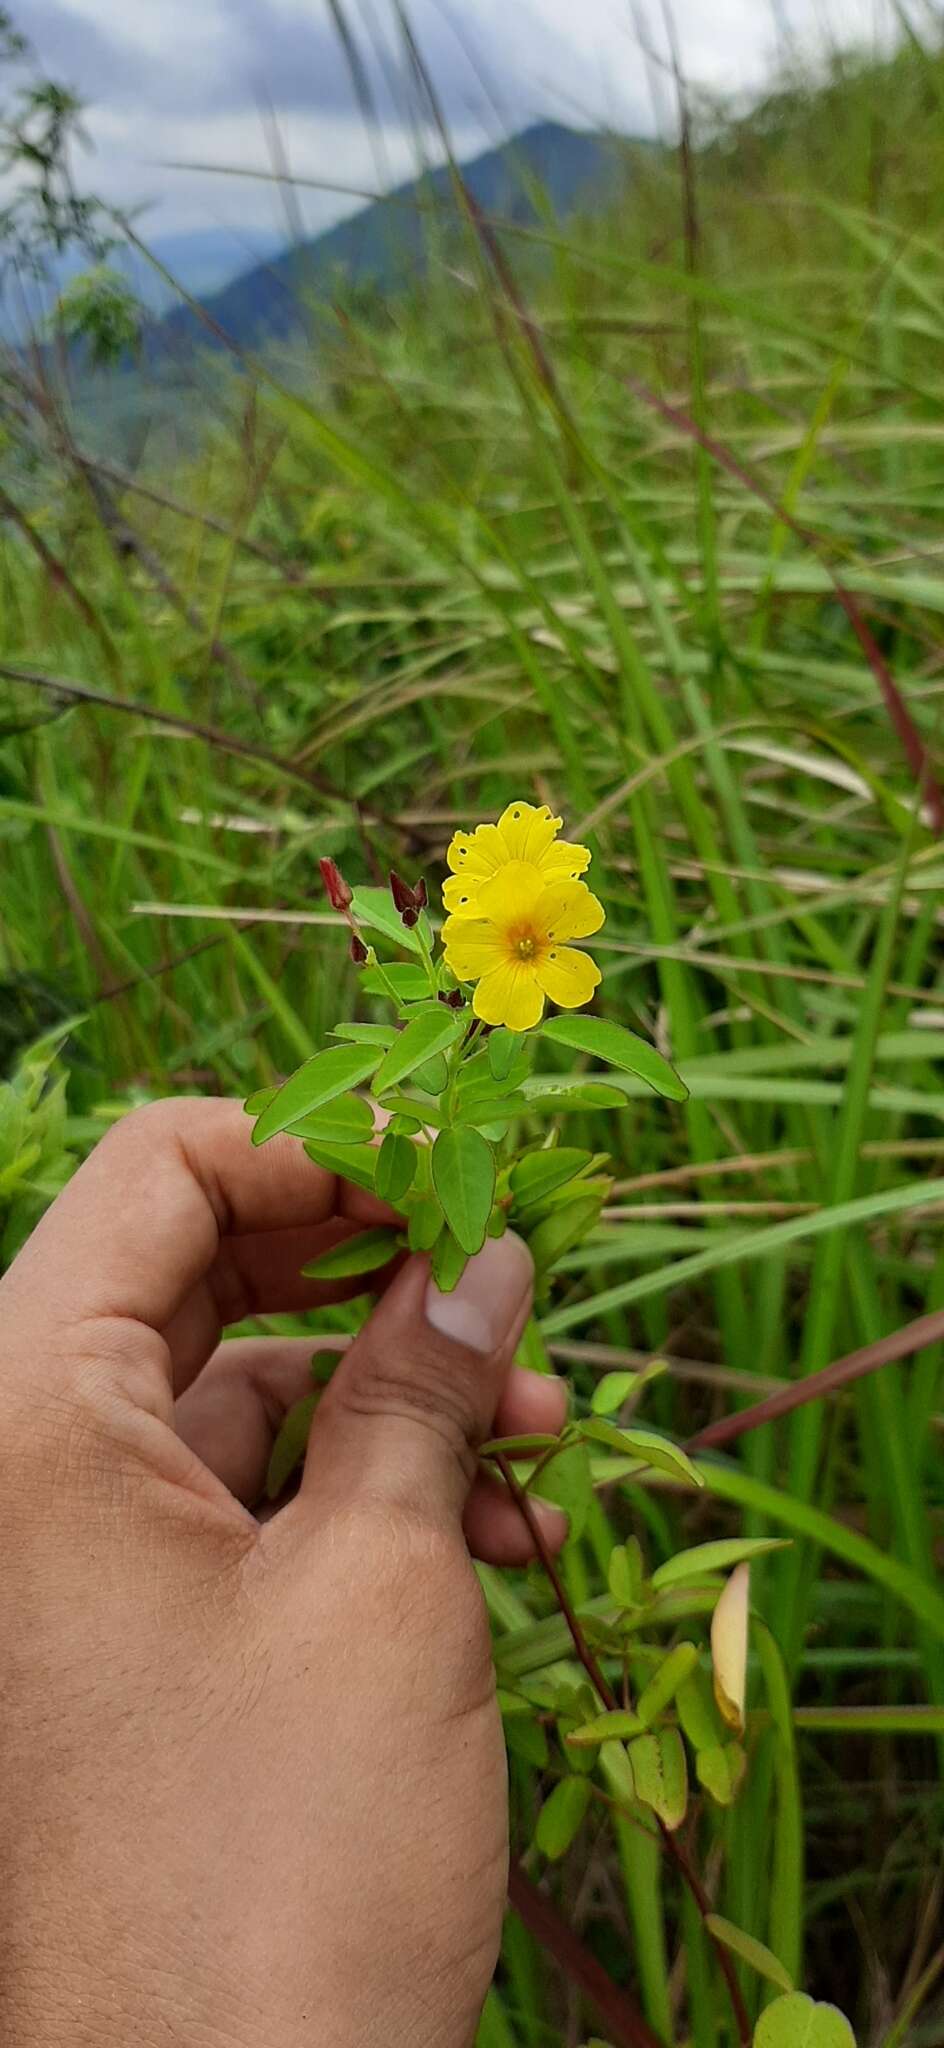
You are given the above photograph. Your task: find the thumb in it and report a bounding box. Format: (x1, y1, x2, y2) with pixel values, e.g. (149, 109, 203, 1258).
(299, 1233, 535, 1528)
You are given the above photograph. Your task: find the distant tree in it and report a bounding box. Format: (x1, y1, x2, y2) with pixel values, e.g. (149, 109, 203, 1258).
(0, 9, 139, 364)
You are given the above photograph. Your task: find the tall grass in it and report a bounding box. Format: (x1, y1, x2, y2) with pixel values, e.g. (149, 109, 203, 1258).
(2, 12, 944, 2043)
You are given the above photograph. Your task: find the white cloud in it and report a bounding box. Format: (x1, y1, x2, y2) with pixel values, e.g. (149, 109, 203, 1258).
(20, 0, 908, 238)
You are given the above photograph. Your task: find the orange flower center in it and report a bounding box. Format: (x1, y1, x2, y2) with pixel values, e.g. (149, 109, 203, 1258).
(509, 921, 540, 962)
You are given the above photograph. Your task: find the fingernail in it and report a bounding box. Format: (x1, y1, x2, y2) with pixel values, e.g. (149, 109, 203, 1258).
(425, 1232, 534, 1354)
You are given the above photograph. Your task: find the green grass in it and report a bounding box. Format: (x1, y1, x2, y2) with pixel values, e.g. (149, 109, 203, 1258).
(4, 15, 944, 2045)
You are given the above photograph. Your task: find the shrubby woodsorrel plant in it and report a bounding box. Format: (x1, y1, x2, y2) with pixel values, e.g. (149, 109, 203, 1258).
(246, 802, 857, 2048)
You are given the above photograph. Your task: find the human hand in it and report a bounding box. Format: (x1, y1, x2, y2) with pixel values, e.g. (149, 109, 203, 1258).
(0, 1098, 568, 2048)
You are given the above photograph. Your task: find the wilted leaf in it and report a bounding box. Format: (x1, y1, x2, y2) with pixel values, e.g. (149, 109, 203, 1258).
(754, 1994, 857, 2048)
(705, 1915, 794, 1996)
(711, 1563, 751, 1734)
(534, 1776, 592, 1860)
(540, 1014, 688, 1101)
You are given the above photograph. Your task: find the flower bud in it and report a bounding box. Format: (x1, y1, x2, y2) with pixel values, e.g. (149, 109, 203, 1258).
(320, 857, 353, 913)
(350, 933, 369, 966)
(389, 869, 428, 923)
(438, 987, 465, 1009)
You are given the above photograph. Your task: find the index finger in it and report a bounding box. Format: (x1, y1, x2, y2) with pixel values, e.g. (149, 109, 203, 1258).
(1, 1096, 382, 1343)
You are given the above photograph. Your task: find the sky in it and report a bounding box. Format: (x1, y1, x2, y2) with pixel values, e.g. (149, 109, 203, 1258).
(18, 0, 906, 250)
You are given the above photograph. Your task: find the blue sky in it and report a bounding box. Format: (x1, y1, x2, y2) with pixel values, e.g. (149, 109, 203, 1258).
(22, 0, 901, 243)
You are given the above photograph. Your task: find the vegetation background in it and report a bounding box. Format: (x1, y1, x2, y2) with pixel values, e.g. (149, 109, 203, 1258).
(2, 1, 944, 2041)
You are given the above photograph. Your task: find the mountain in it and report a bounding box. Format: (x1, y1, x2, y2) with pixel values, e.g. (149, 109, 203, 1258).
(153, 122, 629, 357)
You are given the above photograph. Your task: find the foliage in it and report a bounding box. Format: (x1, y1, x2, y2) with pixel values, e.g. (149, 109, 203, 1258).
(2, 4, 944, 2042)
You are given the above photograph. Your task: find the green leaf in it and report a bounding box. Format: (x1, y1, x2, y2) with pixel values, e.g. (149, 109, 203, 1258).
(608, 1538, 645, 1608)
(302, 1227, 401, 1280)
(480, 1430, 562, 1458)
(504, 1716, 550, 1769)
(510, 1147, 593, 1206)
(628, 1728, 688, 1830)
(252, 1046, 381, 1144)
(676, 1666, 724, 1752)
(414, 1052, 450, 1094)
(302, 1139, 378, 1192)
(361, 963, 429, 1001)
(372, 1011, 466, 1096)
(455, 1093, 526, 1129)
(534, 1777, 592, 1861)
(408, 1196, 445, 1252)
(244, 1085, 277, 1117)
(266, 1393, 317, 1500)
(636, 1643, 700, 1727)
(652, 1537, 789, 1592)
(591, 1370, 638, 1416)
(580, 1419, 704, 1488)
(754, 1995, 856, 2048)
(566, 1709, 645, 1748)
(432, 1127, 496, 1255)
(488, 1029, 524, 1081)
(391, 1112, 421, 1136)
(696, 1742, 747, 1807)
(705, 1916, 794, 1996)
(286, 1092, 376, 1147)
(430, 1228, 469, 1294)
(351, 885, 432, 958)
(540, 1015, 688, 1102)
(526, 1195, 606, 1276)
(522, 1078, 626, 1112)
(375, 1131, 418, 1204)
(532, 1439, 593, 1541)
(331, 1023, 398, 1047)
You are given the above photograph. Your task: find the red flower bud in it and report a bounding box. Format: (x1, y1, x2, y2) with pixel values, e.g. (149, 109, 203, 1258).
(320, 857, 353, 914)
(389, 869, 417, 915)
(350, 934, 369, 966)
(415, 878, 429, 910)
(438, 987, 465, 1010)
(401, 906, 419, 929)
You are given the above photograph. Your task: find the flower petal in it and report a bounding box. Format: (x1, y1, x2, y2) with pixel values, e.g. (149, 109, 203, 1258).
(446, 823, 507, 881)
(540, 838, 592, 882)
(497, 800, 562, 864)
(442, 918, 505, 981)
(443, 874, 484, 916)
(473, 961, 546, 1031)
(535, 945, 602, 1011)
(534, 881, 606, 942)
(475, 860, 548, 930)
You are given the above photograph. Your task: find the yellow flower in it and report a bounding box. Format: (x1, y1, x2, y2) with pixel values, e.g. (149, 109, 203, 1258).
(443, 800, 590, 919)
(442, 861, 604, 1031)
